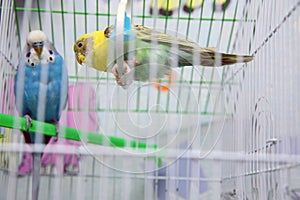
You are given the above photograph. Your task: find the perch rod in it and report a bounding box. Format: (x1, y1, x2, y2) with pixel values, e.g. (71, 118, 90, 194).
(0, 113, 157, 150)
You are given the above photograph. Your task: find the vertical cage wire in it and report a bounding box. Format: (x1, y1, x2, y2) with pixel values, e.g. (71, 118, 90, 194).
(1, 0, 300, 200)
(222, 1, 300, 199)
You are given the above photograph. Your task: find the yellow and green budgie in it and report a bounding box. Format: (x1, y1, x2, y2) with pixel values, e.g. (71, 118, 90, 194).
(74, 15, 253, 88)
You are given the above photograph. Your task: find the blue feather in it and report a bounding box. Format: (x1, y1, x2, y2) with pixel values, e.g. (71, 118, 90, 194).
(111, 13, 136, 41)
(14, 50, 68, 143)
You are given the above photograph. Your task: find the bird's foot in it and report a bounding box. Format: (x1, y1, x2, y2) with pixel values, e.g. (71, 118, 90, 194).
(112, 61, 134, 88)
(152, 70, 177, 92)
(55, 123, 60, 137)
(24, 115, 33, 132)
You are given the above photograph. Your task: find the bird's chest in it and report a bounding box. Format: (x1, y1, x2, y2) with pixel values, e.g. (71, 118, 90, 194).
(23, 67, 55, 99)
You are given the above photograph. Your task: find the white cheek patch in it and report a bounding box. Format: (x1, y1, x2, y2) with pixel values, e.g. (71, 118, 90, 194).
(41, 48, 56, 64)
(47, 50, 56, 63)
(25, 49, 40, 67)
(85, 50, 93, 67)
(84, 38, 94, 67)
(25, 48, 56, 66)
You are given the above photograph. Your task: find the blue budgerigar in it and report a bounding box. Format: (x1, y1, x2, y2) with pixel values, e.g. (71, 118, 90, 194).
(14, 30, 68, 174)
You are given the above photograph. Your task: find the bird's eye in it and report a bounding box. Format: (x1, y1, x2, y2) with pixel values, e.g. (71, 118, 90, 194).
(77, 42, 83, 48)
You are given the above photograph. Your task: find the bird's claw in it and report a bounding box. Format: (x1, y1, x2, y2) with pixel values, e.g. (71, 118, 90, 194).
(55, 123, 60, 137)
(24, 115, 33, 132)
(112, 61, 133, 87)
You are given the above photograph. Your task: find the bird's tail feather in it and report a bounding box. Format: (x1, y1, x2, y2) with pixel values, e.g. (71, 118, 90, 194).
(200, 52, 254, 66)
(178, 48, 254, 67)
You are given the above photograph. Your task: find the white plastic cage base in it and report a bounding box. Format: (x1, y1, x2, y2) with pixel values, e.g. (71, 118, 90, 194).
(0, 144, 300, 199)
(0, 144, 220, 200)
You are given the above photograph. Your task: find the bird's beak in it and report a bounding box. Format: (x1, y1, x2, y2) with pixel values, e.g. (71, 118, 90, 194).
(33, 42, 43, 58)
(76, 54, 83, 65)
(75, 52, 85, 65)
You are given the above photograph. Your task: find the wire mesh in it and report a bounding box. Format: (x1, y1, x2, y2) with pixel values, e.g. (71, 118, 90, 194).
(221, 1, 300, 199)
(0, 0, 300, 199)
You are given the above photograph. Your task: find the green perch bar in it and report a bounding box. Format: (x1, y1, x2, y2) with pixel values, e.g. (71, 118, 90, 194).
(0, 113, 157, 150)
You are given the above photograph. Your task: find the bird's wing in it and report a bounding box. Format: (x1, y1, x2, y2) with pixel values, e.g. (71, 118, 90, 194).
(103, 24, 253, 66)
(132, 25, 254, 66)
(61, 63, 69, 111)
(104, 24, 215, 56)
(131, 25, 209, 53)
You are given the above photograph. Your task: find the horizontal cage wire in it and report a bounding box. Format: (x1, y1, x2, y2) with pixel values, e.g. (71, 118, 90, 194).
(0, 0, 300, 199)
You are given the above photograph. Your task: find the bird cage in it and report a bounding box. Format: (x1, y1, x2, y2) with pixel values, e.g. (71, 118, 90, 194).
(1, 0, 300, 199)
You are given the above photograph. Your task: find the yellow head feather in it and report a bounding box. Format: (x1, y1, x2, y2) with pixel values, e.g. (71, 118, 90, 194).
(74, 30, 109, 72)
(73, 33, 90, 65)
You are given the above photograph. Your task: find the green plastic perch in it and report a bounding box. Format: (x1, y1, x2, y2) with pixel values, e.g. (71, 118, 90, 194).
(0, 113, 157, 150)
